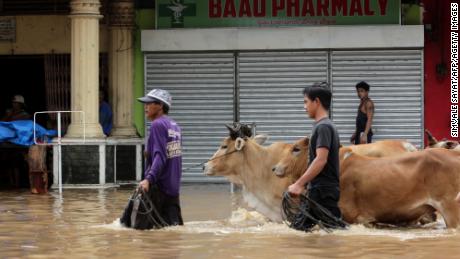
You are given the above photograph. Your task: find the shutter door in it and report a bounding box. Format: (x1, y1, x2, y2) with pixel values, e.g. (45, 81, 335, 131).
(144, 53, 235, 182)
(238, 51, 328, 144)
(331, 50, 424, 148)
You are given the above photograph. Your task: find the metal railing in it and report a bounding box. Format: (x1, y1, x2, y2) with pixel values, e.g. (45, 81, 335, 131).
(33, 111, 86, 194)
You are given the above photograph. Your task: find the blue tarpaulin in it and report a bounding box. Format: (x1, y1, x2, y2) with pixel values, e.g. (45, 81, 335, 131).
(0, 120, 57, 146)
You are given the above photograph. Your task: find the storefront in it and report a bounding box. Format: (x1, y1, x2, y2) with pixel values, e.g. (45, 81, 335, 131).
(142, 0, 424, 182)
(0, 0, 143, 189)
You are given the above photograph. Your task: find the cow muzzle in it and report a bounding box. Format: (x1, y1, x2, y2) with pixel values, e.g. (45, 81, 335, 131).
(203, 163, 214, 176)
(272, 164, 286, 177)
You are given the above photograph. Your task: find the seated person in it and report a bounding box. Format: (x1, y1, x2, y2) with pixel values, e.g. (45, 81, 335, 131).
(2, 95, 31, 122)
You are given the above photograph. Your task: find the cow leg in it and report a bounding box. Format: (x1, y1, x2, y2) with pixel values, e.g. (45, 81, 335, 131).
(338, 201, 357, 223)
(418, 211, 437, 225)
(437, 200, 460, 228)
(338, 189, 366, 224)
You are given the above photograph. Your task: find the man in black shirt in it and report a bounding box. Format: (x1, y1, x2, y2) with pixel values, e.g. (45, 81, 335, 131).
(287, 82, 342, 229)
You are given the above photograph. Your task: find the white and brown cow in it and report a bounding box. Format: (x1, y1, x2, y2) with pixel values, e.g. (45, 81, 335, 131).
(203, 124, 302, 222)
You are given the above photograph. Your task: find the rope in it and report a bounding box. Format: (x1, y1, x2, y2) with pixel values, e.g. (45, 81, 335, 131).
(282, 191, 348, 232)
(182, 149, 239, 172)
(128, 188, 170, 229)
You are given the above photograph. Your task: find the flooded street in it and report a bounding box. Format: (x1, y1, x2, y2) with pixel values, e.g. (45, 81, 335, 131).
(1, 184, 460, 258)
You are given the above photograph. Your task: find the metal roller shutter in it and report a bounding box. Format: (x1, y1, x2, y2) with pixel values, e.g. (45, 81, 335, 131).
(238, 51, 328, 144)
(144, 53, 235, 182)
(331, 50, 424, 148)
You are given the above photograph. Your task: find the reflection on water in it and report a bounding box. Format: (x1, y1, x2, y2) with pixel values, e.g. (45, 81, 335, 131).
(1, 184, 459, 258)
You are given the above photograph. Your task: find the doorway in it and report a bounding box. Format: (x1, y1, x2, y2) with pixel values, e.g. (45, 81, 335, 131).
(0, 55, 47, 189)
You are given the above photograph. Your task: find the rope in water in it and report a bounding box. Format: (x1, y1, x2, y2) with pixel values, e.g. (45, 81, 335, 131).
(281, 191, 349, 232)
(128, 188, 169, 228)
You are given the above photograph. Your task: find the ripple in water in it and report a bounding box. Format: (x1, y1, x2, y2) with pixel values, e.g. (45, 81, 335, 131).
(96, 208, 456, 241)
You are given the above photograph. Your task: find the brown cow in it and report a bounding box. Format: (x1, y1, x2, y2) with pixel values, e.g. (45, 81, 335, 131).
(203, 125, 302, 222)
(339, 148, 460, 228)
(273, 140, 417, 177)
(271, 139, 446, 226)
(273, 138, 460, 227)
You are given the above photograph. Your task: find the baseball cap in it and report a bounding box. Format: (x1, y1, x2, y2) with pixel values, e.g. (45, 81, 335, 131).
(12, 95, 25, 104)
(137, 89, 172, 108)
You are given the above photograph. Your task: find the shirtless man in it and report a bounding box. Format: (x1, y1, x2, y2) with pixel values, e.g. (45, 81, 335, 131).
(351, 81, 374, 144)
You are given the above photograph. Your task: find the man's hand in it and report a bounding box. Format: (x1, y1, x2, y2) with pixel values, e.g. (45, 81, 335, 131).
(139, 179, 150, 192)
(360, 133, 368, 144)
(287, 182, 305, 197)
(350, 133, 356, 144)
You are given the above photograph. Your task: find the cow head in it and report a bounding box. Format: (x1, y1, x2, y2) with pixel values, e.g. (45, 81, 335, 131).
(225, 122, 253, 139)
(271, 137, 309, 178)
(203, 123, 268, 183)
(425, 129, 459, 149)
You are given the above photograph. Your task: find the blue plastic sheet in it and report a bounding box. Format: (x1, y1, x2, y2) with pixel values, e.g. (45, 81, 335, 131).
(0, 120, 57, 146)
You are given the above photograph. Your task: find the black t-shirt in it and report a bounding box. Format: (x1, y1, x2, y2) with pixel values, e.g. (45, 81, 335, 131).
(308, 117, 340, 189)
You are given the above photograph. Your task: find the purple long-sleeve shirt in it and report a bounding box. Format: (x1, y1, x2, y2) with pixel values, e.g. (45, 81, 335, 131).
(145, 115, 182, 197)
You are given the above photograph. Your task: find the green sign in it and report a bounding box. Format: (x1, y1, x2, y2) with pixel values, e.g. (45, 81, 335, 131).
(156, 0, 400, 29)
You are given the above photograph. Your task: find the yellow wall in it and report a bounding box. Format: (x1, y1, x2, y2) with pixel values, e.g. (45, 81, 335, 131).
(0, 15, 108, 55)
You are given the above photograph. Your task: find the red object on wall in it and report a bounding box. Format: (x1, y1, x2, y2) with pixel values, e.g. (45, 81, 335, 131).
(422, 0, 459, 146)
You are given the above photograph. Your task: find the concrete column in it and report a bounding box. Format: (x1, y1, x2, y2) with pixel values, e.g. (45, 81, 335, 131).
(66, 0, 104, 138)
(108, 0, 137, 137)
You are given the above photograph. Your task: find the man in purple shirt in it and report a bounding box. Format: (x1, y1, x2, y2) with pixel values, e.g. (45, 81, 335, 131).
(137, 89, 183, 226)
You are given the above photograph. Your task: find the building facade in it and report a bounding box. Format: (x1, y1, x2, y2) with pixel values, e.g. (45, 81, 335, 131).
(0, 0, 456, 186)
(142, 0, 425, 182)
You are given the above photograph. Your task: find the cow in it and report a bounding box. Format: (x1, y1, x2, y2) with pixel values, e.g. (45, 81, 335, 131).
(339, 148, 460, 228)
(273, 140, 417, 177)
(425, 129, 459, 149)
(203, 124, 302, 222)
(272, 138, 460, 228)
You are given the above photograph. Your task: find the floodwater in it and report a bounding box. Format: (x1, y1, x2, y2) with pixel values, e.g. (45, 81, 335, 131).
(1, 185, 460, 259)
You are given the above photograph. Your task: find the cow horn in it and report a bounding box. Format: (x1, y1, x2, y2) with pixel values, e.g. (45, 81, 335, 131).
(240, 124, 252, 138)
(225, 123, 235, 133)
(425, 129, 438, 146)
(233, 123, 242, 132)
(226, 122, 254, 139)
(226, 123, 240, 139)
(226, 123, 240, 133)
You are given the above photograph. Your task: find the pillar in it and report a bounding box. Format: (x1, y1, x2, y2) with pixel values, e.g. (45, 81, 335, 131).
(66, 0, 104, 138)
(108, 0, 137, 137)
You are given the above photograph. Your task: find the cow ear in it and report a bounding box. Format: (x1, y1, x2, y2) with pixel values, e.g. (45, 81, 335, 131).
(235, 137, 245, 151)
(253, 134, 268, 145)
